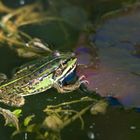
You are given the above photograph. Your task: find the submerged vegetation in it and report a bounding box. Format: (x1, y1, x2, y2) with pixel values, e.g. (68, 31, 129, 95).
(11, 97, 108, 140)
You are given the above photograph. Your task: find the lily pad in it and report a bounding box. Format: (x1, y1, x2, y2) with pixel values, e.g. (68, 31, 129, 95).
(77, 4, 140, 108)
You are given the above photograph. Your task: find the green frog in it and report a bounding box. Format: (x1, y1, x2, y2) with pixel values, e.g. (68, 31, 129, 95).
(0, 39, 88, 129)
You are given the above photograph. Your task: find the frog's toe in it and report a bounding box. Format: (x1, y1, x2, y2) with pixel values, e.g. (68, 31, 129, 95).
(80, 79, 89, 85)
(78, 75, 89, 85)
(79, 75, 86, 80)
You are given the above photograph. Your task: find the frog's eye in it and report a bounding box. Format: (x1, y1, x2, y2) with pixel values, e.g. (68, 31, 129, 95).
(55, 68, 62, 76)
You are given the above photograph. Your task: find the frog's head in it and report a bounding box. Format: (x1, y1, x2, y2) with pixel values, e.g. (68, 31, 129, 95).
(53, 52, 77, 85)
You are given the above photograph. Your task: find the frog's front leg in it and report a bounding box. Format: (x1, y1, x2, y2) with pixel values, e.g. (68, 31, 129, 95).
(54, 75, 89, 93)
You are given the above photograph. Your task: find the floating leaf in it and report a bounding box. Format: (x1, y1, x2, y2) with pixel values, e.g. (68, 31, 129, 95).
(77, 4, 140, 108)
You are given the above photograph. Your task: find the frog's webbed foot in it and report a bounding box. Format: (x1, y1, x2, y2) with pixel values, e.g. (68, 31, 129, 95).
(0, 107, 19, 130)
(0, 73, 7, 84)
(54, 75, 89, 93)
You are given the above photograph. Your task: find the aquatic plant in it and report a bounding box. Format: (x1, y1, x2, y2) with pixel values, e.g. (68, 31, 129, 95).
(11, 96, 108, 140)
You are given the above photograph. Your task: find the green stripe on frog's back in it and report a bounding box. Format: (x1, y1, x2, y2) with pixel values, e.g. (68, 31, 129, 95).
(0, 55, 62, 89)
(13, 55, 60, 78)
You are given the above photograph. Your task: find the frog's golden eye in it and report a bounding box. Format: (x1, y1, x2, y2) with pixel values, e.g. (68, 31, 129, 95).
(55, 68, 62, 76)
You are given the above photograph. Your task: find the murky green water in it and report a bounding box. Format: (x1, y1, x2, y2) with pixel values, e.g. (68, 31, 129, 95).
(0, 0, 140, 140)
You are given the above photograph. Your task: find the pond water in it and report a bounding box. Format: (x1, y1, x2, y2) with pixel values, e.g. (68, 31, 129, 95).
(0, 0, 140, 140)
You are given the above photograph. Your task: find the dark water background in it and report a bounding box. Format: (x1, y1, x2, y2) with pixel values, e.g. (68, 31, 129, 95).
(0, 0, 140, 140)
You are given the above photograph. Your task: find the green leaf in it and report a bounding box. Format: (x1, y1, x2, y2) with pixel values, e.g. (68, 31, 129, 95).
(24, 114, 35, 126)
(26, 124, 36, 132)
(12, 109, 22, 118)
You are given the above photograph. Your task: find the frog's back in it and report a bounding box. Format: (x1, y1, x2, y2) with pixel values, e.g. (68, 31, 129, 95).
(0, 54, 63, 96)
(13, 55, 59, 78)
